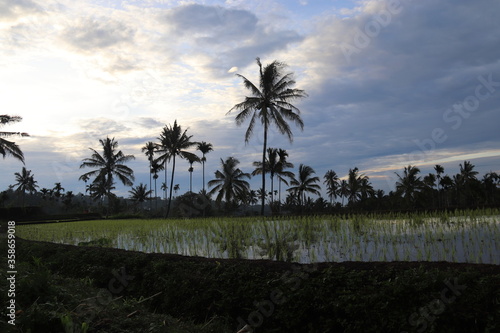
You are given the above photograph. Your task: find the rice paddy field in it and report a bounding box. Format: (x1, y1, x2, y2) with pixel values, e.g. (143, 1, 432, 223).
(16, 210, 500, 264)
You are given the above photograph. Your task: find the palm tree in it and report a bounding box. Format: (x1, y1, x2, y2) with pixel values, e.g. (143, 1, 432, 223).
(252, 147, 289, 209)
(339, 179, 349, 206)
(423, 173, 437, 208)
(129, 183, 152, 203)
(208, 156, 251, 210)
(160, 120, 198, 217)
(196, 141, 213, 192)
(156, 126, 171, 207)
(434, 164, 444, 207)
(79, 137, 135, 215)
(287, 164, 321, 208)
(246, 189, 259, 206)
(53, 182, 65, 201)
(395, 165, 423, 208)
(0, 115, 29, 163)
(161, 182, 167, 199)
(151, 160, 163, 209)
(142, 141, 157, 209)
(483, 172, 500, 205)
(346, 167, 369, 206)
(228, 58, 308, 215)
(13, 167, 38, 206)
(324, 170, 340, 205)
(187, 154, 201, 193)
(276, 148, 294, 205)
(89, 177, 114, 205)
(440, 175, 453, 208)
(359, 177, 374, 202)
(459, 160, 479, 206)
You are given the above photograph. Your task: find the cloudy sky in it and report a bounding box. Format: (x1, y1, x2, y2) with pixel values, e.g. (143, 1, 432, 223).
(1, 0, 499, 199)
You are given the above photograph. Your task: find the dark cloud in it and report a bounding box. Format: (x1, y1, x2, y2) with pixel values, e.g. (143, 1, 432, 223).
(61, 17, 135, 51)
(0, 0, 42, 21)
(165, 4, 258, 41)
(136, 117, 164, 129)
(162, 3, 303, 77)
(77, 118, 131, 141)
(293, 0, 500, 185)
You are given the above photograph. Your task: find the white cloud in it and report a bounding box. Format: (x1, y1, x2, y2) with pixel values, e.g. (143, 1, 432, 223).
(1, 0, 499, 197)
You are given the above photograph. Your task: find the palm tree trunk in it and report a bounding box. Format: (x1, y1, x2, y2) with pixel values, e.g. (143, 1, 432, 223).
(154, 176, 158, 211)
(166, 155, 176, 218)
(261, 122, 268, 215)
(270, 173, 274, 215)
(190, 170, 193, 192)
(149, 161, 152, 212)
(164, 159, 168, 209)
(202, 158, 206, 192)
(278, 178, 281, 213)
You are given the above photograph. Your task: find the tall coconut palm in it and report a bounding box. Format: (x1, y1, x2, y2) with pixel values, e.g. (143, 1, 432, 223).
(196, 141, 213, 192)
(208, 156, 251, 210)
(434, 164, 444, 207)
(1, 115, 29, 163)
(252, 147, 286, 208)
(359, 177, 375, 202)
(276, 148, 294, 208)
(346, 167, 370, 206)
(79, 137, 135, 215)
(187, 154, 201, 193)
(440, 175, 453, 208)
(156, 126, 171, 206)
(287, 164, 321, 208)
(142, 141, 157, 209)
(151, 160, 163, 210)
(324, 170, 340, 205)
(483, 172, 500, 205)
(160, 120, 198, 217)
(228, 58, 308, 215)
(339, 179, 349, 206)
(459, 160, 479, 206)
(395, 165, 423, 208)
(13, 166, 38, 206)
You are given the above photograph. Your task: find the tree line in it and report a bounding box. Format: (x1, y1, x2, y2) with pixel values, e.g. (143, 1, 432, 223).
(1, 58, 499, 216)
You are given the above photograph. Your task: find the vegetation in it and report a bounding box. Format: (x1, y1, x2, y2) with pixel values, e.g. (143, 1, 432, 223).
(157, 121, 199, 217)
(208, 157, 251, 212)
(228, 58, 308, 215)
(1, 236, 498, 333)
(15, 210, 500, 264)
(0, 115, 29, 163)
(79, 137, 135, 216)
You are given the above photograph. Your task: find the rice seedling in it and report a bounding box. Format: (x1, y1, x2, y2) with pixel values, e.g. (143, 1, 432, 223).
(15, 209, 500, 264)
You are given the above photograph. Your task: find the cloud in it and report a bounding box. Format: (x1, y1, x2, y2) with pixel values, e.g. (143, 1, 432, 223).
(165, 4, 257, 41)
(265, 0, 500, 191)
(136, 117, 164, 129)
(61, 17, 136, 51)
(161, 3, 303, 77)
(0, 0, 42, 21)
(1, 0, 499, 198)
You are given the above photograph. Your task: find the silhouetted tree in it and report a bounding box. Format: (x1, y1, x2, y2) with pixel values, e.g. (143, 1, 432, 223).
(228, 58, 307, 215)
(0, 115, 29, 163)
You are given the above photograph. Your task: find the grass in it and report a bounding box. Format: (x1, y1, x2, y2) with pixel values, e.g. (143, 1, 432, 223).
(15, 209, 500, 264)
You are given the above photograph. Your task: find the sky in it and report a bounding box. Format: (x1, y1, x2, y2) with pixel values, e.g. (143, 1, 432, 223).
(1, 0, 499, 199)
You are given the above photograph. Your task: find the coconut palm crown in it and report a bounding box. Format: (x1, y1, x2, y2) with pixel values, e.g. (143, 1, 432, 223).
(159, 120, 198, 217)
(228, 58, 307, 215)
(79, 137, 135, 209)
